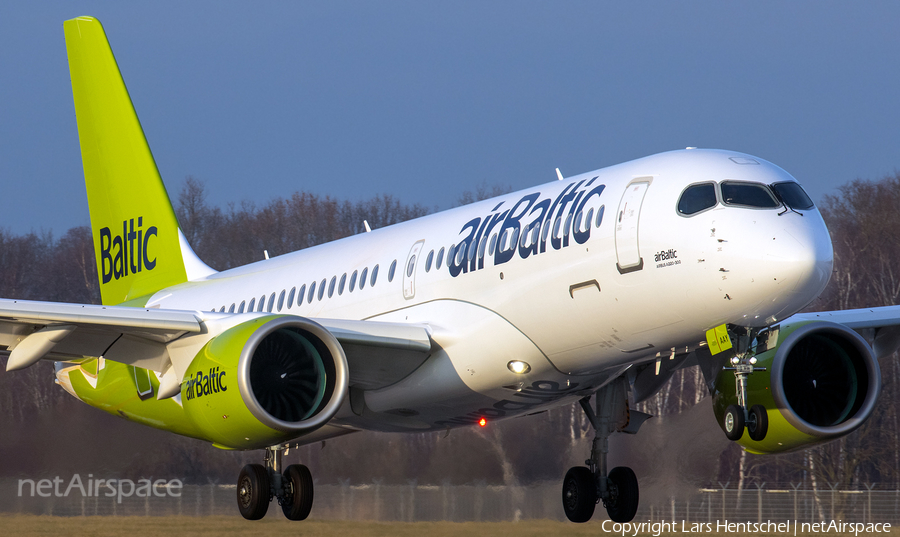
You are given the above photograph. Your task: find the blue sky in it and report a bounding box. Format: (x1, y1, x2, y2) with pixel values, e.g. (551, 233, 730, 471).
(2, 2, 898, 235)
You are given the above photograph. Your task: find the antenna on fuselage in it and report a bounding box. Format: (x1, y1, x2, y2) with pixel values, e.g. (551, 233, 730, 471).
(363, 220, 372, 233)
(556, 168, 564, 181)
(264, 250, 269, 260)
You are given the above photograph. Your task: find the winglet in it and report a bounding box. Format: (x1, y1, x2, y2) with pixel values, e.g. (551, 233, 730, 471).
(64, 16, 214, 306)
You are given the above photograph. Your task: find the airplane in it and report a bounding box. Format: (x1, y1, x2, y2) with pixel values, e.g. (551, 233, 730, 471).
(1, 15, 896, 523)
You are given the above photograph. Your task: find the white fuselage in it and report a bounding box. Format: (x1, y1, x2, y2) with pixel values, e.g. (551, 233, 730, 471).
(147, 149, 834, 432)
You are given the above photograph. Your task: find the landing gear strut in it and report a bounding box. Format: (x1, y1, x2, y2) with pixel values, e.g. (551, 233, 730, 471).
(722, 327, 769, 442)
(236, 444, 315, 521)
(562, 378, 646, 523)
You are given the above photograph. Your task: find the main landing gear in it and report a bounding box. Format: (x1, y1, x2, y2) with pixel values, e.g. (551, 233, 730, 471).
(722, 327, 769, 442)
(563, 378, 648, 523)
(237, 444, 314, 521)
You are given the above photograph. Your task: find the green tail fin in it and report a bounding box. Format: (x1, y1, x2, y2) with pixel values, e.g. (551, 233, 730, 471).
(64, 16, 213, 306)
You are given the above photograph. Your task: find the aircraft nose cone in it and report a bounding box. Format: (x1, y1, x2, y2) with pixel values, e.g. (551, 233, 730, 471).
(765, 212, 834, 320)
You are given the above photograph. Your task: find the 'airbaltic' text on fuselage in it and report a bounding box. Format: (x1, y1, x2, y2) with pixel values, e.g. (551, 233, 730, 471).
(447, 179, 606, 277)
(654, 249, 677, 262)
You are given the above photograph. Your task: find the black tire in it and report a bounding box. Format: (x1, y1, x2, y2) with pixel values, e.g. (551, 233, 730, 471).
(562, 466, 597, 523)
(606, 466, 639, 523)
(237, 464, 270, 520)
(724, 404, 745, 441)
(282, 464, 314, 521)
(747, 404, 769, 441)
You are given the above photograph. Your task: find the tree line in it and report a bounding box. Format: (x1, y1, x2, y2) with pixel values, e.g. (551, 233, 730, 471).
(0, 173, 899, 495)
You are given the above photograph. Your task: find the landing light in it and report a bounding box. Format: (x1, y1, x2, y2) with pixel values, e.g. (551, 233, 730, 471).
(731, 357, 740, 365)
(507, 360, 531, 374)
(749, 357, 758, 365)
(479, 417, 487, 427)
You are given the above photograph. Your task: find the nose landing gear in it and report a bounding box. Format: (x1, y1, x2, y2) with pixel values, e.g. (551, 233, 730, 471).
(562, 378, 649, 523)
(236, 444, 315, 521)
(722, 327, 769, 442)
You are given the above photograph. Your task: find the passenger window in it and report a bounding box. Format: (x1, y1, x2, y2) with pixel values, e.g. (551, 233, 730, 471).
(267, 293, 275, 312)
(258, 296, 265, 312)
(437, 248, 444, 269)
(564, 214, 572, 238)
(771, 182, 815, 210)
(595, 205, 605, 227)
(360, 267, 368, 289)
(350, 271, 358, 291)
(425, 250, 434, 272)
(468, 240, 478, 261)
(228, 303, 235, 313)
(372, 264, 380, 285)
(720, 181, 779, 209)
(677, 183, 718, 215)
(298, 285, 306, 305)
(238, 301, 246, 313)
(287, 287, 295, 308)
(456, 243, 467, 264)
(478, 236, 487, 259)
(447, 244, 456, 266)
(339, 274, 347, 295)
(219, 306, 225, 313)
(328, 276, 336, 298)
(489, 234, 497, 255)
(318, 279, 326, 301)
(541, 220, 551, 241)
(308, 282, 316, 303)
(388, 260, 396, 282)
(407, 255, 416, 277)
(248, 297, 256, 312)
(277, 290, 285, 311)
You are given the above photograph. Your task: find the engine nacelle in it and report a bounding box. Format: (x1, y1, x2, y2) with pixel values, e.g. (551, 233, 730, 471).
(181, 315, 348, 450)
(712, 320, 881, 454)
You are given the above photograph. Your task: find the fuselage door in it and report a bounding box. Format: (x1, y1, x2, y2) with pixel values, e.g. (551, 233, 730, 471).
(615, 178, 652, 274)
(403, 240, 425, 299)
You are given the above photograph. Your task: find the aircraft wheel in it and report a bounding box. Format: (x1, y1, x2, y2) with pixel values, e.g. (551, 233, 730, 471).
(747, 404, 768, 441)
(282, 464, 314, 521)
(724, 404, 745, 441)
(606, 466, 639, 522)
(237, 464, 270, 520)
(562, 466, 597, 523)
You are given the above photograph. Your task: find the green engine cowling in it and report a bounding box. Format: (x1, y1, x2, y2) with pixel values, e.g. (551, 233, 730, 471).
(712, 320, 881, 454)
(181, 315, 348, 450)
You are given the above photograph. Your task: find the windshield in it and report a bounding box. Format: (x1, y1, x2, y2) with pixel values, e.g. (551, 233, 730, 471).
(720, 181, 780, 209)
(677, 183, 717, 215)
(772, 182, 815, 210)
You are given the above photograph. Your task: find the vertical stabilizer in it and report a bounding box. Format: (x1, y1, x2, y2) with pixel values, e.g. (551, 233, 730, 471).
(64, 16, 214, 306)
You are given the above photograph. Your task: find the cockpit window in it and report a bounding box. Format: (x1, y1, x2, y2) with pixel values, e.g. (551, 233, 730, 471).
(677, 183, 717, 215)
(771, 182, 815, 210)
(720, 181, 780, 209)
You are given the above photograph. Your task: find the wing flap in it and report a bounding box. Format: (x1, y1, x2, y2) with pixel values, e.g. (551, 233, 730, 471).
(0, 298, 203, 372)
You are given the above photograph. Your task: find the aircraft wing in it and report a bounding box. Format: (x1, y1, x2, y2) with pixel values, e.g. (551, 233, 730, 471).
(0, 298, 432, 391)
